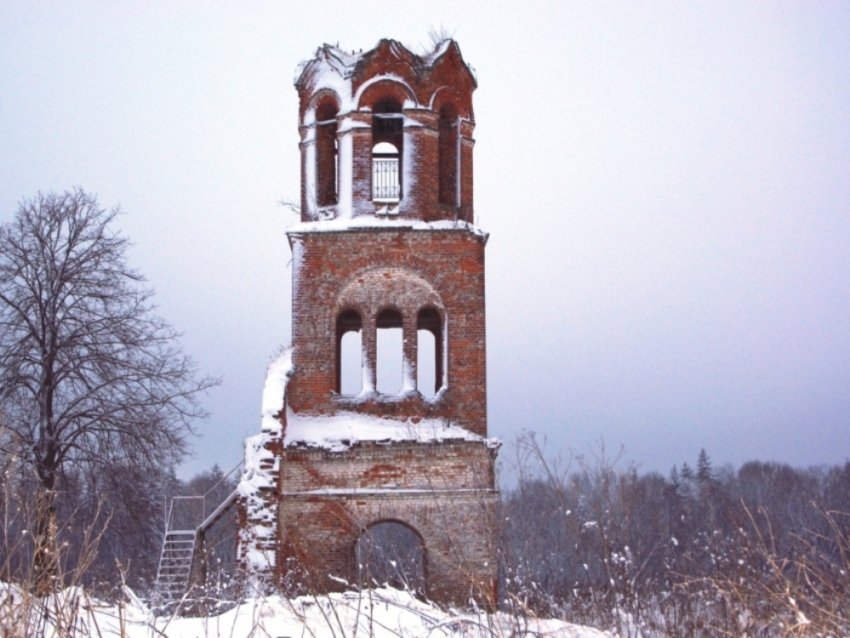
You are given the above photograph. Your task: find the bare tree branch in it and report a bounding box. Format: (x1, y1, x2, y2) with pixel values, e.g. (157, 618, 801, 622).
(0, 188, 218, 590)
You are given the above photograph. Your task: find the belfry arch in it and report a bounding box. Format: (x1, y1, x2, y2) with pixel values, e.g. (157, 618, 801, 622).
(417, 306, 444, 397)
(333, 267, 446, 400)
(438, 102, 459, 207)
(314, 98, 339, 208)
(336, 309, 363, 395)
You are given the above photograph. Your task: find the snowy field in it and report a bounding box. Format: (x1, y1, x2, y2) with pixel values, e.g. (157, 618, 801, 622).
(1, 584, 612, 637)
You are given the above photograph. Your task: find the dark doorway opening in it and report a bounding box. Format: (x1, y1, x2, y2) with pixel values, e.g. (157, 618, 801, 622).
(355, 521, 425, 595)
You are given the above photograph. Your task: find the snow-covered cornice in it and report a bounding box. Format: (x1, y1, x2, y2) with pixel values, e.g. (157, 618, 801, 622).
(295, 38, 476, 118)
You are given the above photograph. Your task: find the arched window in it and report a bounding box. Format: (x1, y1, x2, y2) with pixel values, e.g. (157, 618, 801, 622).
(336, 310, 362, 395)
(355, 521, 425, 595)
(376, 308, 403, 394)
(316, 101, 338, 207)
(417, 307, 443, 398)
(438, 104, 458, 207)
(372, 98, 403, 203)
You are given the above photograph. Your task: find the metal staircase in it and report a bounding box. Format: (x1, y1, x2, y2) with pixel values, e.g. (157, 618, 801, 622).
(153, 467, 243, 608)
(155, 528, 197, 602)
(154, 495, 204, 605)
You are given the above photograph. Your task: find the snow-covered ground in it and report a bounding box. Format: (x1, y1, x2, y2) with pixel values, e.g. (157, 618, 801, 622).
(1, 584, 613, 637)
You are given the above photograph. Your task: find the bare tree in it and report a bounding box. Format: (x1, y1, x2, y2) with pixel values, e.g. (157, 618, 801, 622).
(0, 189, 217, 591)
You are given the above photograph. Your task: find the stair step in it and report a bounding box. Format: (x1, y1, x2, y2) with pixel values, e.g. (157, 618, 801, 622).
(156, 528, 198, 603)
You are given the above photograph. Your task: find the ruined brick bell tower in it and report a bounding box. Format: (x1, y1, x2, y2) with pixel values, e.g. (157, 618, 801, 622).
(239, 39, 498, 607)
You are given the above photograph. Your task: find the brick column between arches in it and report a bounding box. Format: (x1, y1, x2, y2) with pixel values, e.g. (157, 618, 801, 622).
(361, 311, 376, 393)
(402, 310, 417, 393)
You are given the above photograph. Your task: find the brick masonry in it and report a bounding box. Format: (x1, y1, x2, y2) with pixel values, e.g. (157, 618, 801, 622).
(288, 228, 488, 434)
(296, 39, 476, 224)
(278, 442, 498, 604)
(240, 38, 498, 608)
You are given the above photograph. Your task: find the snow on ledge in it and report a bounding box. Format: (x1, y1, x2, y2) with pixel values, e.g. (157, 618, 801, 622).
(284, 409, 500, 452)
(260, 348, 293, 434)
(288, 217, 488, 240)
(237, 348, 293, 575)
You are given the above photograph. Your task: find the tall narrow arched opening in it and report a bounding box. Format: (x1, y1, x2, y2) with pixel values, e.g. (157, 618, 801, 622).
(376, 308, 403, 394)
(417, 307, 444, 398)
(355, 521, 425, 595)
(336, 309, 362, 395)
(438, 104, 458, 207)
(315, 101, 339, 207)
(372, 98, 403, 202)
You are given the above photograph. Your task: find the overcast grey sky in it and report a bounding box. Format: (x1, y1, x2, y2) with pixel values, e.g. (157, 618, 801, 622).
(2, 2, 849, 480)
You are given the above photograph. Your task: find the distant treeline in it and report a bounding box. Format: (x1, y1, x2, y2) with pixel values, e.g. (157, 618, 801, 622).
(500, 435, 850, 635)
(0, 461, 238, 594)
(2, 437, 848, 634)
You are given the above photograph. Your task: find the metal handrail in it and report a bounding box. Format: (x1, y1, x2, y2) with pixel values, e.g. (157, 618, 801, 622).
(163, 459, 244, 533)
(166, 495, 205, 532)
(157, 459, 246, 600)
(202, 460, 244, 499)
(198, 488, 239, 533)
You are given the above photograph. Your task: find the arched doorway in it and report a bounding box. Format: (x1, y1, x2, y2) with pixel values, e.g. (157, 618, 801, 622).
(354, 520, 426, 595)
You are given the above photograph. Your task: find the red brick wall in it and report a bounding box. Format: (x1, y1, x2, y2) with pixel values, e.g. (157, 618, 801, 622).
(350, 123, 372, 217)
(287, 227, 488, 436)
(278, 442, 499, 607)
(281, 441, 495, 492)
(460, 120, 475, 223)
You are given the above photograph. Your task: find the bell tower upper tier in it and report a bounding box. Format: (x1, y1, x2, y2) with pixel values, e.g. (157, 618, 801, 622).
(294, 39, 476, 223)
